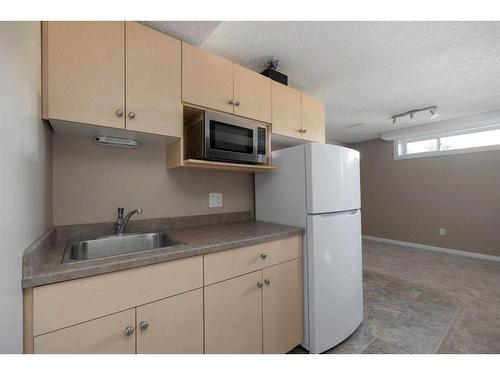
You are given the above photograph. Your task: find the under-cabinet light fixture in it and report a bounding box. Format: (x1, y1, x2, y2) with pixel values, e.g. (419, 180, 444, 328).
(94, 136, 138, 148)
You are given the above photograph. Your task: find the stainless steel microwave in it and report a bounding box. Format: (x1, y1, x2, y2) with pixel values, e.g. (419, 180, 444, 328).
(185, 110, 268, 164)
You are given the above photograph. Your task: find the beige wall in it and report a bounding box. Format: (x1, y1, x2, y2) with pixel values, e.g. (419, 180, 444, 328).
(52, 134, 254, 226)
(352, 139, 500, 256)
(0, 22, 52, 353)
(326, 138, 349, 147)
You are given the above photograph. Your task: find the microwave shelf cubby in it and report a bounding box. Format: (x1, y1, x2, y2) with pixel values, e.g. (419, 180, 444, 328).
(166, 105, 275, 173)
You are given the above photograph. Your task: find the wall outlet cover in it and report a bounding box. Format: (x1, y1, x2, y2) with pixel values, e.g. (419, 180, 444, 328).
(209, 193, 223, 208)
(439, 228, 446, 236)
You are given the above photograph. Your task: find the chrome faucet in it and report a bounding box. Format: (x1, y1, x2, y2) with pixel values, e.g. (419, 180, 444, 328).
(116, 207, 143, 235)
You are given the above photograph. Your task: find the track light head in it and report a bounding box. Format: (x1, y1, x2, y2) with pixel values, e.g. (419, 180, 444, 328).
(430, 107, 439, 119)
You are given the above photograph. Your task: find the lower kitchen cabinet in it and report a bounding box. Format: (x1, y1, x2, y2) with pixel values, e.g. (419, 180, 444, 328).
(204, 271, 263, 354)
(204, 257, 303, 354)
(263, 258, 303, 354)
(136, 288, 204, 354)
(34, 309, 136, 354)
(26, 235, 302, 354)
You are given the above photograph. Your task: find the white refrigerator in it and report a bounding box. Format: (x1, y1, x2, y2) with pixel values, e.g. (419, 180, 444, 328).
(255, 143, 363, 354)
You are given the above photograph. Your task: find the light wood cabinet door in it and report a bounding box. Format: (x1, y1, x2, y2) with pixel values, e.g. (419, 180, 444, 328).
(42, 21, 125, 128)
(34, 309, 135, 354)
(204, 271, 263, 353)
(182, 42, 234, 114)
(136, 288, 204, 354)
(233, 64, 272, 123)
(301, 93, 325, 143)
(262, 258, 303, 354)
(125, 22, 182, 137)
(271, 81, 302, 139)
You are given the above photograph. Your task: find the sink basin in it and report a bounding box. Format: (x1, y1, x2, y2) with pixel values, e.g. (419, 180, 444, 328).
(62, 232, 183, 263)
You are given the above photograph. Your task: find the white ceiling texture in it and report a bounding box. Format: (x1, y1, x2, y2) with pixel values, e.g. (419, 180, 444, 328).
(143, 21, 500, 143)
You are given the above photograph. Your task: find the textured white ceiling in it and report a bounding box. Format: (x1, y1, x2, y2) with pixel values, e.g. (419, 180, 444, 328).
(141, 21, 221, 46)
(144, 21, 500, 143)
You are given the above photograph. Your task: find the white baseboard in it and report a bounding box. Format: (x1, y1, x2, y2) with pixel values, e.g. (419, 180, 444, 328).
(362, 235, 500, 263)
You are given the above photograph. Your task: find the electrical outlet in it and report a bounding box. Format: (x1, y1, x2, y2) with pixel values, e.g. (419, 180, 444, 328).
(439, 228, 446, 236)
(209, 193, 222, 208)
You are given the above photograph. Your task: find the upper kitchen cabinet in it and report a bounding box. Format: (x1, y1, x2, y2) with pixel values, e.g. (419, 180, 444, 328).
(125, 22, 182, 137)
(233, 64, 272, 123)
(182, 42, 234, 114)
(42, 21, 126, 129)
(182, 43, 272, 123)
(42, 21, 182, 138)
(271, 81, 302, 139)
(271, 81, 326, 144)
(301, 93, 326, 144)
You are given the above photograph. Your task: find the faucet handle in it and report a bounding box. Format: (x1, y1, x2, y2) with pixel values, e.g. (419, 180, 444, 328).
(137, 208, 143, 215)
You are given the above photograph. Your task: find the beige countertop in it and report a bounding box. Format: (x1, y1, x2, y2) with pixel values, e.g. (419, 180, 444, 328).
(22, 213, 302, 288)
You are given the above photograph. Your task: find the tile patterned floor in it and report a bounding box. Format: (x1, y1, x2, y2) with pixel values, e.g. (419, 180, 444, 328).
(290, 239, 500, 354)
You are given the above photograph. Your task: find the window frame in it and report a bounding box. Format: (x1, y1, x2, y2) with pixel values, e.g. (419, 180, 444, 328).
(394, 124, 500, 160)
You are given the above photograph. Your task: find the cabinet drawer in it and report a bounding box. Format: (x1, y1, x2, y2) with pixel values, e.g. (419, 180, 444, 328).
(33, 256, 203, 336)
(34, 309, 136, 354)
(204, 235, 301, 285)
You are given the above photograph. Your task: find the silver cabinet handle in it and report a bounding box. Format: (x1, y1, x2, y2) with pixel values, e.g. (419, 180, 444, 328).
(234, 101, 240, 106)
(257, 281, 264, 288)
(128, 112, 136, 119)
(140, 321, 149, 330)
(297, 129, 303, 133)
(260, 253, 267, 259)
(264, 279, 271, 285)
(124, 326, 135, 336)
(228, 99, 234, 105)
(116, 109, 123, 117)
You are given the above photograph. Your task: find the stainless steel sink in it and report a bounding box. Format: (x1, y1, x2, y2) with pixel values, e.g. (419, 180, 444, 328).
(62, 232, 183, 263)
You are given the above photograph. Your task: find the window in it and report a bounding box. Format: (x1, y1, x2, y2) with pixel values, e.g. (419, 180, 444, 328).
(406, 139, 438, 155)
(395, 126, 500, 159)
(440, 129, 500, 151)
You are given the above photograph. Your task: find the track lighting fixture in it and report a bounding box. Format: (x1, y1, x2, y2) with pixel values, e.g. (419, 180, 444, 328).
(390, 106, 439, 126)
(430, 107, 439, 119)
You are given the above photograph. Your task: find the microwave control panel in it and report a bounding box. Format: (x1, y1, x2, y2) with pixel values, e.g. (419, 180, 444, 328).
(257, 127, 267, 155)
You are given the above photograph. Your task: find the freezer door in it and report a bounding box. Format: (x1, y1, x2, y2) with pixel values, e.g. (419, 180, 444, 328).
(306, 210, 363, 353)
(306, 143, 360, 214)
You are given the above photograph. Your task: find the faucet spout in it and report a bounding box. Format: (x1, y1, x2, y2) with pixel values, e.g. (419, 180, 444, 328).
(116, 208, 143, 235)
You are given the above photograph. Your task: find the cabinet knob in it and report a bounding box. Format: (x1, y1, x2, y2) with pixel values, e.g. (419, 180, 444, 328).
(260, 253, 267, 259)
(297, 129, 303, 133)
(124, 326, 135, 336)
(140, 320, 150, 330)
(128, 112, 136, 119)
(257, 281, 264, 288)
(264, 278, 271, 285)
(116, 109, 123, 117)
(228, 99, 234, 105)
(302, 129, 307, 133)
(234, 101, 240, 106)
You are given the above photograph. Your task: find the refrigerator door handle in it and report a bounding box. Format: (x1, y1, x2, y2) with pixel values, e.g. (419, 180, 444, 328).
(315, 209, 360, 217)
